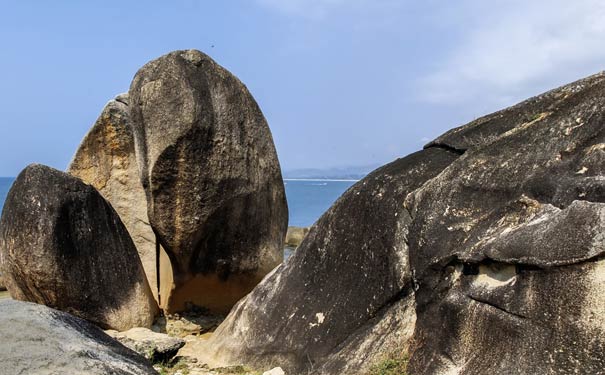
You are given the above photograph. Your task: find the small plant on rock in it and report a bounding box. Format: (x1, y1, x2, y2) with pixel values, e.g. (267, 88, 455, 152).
(368, 350, 409, 375)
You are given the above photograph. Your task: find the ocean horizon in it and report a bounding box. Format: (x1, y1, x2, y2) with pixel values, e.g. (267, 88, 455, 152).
(0, 177, 357, 228)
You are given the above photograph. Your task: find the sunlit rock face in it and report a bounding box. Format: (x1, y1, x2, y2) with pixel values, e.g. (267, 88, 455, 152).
(68, 94, 164, 303)
(128, 50, 288, 314)
(406, 71, 605, 374)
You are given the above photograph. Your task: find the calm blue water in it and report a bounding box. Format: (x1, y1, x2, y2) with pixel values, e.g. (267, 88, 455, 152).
(0, 177, 356, 227)
(284, 179, 356, 227)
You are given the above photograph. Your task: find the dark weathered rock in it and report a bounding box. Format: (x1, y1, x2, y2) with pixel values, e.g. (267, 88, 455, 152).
(128, 49, 288, 313)
(405, 71, 605, 374)
(315, 296, 415, 375)
(0, 164, 158, 330)
(196, 71, 605, 375)
(198, 148, 459, 374)
(68, 94, 164, 303)
(106, 327, 185, 363)
(0, 299, 158, 375)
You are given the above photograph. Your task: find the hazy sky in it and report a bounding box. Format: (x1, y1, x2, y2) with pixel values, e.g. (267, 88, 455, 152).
(1, 1, 604, 176)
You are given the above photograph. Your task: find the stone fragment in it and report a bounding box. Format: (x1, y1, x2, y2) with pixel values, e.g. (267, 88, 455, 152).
(106, 327, 185, 363)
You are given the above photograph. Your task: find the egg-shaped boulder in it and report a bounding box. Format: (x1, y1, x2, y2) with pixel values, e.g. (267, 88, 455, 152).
(128, 50, 288, 313)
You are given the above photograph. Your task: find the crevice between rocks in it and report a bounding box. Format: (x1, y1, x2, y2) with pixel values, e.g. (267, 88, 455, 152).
(466, 295, 528, 320)
(424, 142, 467, 155)
(115, 96, 129, 106)
(440, 252, 605, 275)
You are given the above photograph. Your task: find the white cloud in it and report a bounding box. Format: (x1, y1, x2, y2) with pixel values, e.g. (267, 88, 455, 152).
(419, 0, 605, 106)
(255, 0, 605, 112)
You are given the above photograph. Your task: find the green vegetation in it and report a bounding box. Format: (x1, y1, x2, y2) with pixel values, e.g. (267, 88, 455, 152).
(368, 350, 409, 375)
(153, 359, 190, 375)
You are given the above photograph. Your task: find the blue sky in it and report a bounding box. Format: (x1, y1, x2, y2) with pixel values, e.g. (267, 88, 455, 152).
(1, 1, 604, 176)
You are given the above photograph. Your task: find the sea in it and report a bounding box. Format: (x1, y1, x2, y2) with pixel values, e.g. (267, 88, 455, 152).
(0, 177, 357, 229)
(283, 179, 356, 227)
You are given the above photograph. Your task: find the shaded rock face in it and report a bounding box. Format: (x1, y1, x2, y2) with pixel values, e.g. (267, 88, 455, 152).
(129, 49, 287, 313)
(202, 72, 605, 375)
(0, 299, 157, 375)
(68, 94, 162, 302)
(0, 164, 158, 331)
(200, 148, 459, 374)
(405, 72, 605, 374)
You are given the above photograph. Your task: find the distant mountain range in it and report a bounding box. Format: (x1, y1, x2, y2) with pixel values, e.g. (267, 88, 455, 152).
(282, 165, 380, 180)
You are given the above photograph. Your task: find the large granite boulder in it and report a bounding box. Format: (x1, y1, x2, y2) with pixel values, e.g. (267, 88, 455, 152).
(198, 148, 459, 374)
(405, 72, 605, 374)
(68, 93, 163, 303)
(128, 49, 288, 313)
(200, 72, 605, 374)
(0, 164, 159, 330)
(0, 299, 158, 375)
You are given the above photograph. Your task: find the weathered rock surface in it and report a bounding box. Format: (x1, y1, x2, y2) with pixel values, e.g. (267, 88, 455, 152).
(197, 72, 605, 374)
(0, 299, 158, 375)
(106, 327, 185, 363)
(284, 226, 309, 247)
(68, 93, 162, 302)
(0, 164, 158, 330)
(405, 72, 605, 374)
(0, 273, 5, 291)
(198, 148, 459, 374)
(129, 49, 288, 313)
